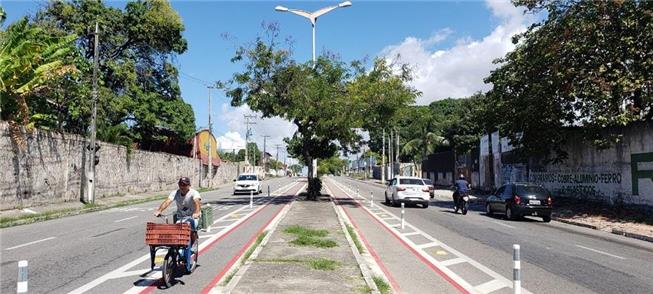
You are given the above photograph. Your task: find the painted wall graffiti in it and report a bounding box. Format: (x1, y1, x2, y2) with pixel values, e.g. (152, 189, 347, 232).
(631, 152, 653, 196)
(529, 171, 622, 199)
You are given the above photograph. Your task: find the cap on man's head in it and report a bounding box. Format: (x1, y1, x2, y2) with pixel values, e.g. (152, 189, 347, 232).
(178, 177, 191, 185)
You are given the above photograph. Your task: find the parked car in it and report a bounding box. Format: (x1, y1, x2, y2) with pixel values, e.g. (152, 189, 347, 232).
(233, 173, 262, 195)
(422, 178, 435, 198)
(384, 176, 430, 208)
(485, 183, 553, 222)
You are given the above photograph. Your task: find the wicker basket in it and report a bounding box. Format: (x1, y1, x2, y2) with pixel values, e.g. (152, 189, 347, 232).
(145, 222, 191, 246)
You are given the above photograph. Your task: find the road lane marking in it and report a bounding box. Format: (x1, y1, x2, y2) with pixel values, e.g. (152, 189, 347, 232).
(403, 232, 421, 236)
(575, 244, 626, 260)
(491, 221, 515, 229)
(329, 178, 533, 294)
(417, 242, 440, 249)
(69, 181, 301, 294)
(441, 258, 466, 266)
(5, 237, 56, 251)
(115, 216, 138, 223)
(476, 279, 506, 294)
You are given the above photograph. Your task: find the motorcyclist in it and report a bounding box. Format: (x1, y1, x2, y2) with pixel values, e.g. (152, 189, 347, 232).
(453, 174, 470, 210)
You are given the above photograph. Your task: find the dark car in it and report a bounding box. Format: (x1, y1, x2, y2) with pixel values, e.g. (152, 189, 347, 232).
(485, 183, 553, 222)
(422, 178, 435, 198)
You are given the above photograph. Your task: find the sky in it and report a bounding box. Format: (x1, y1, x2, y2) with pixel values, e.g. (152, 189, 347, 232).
(2, 0, 535, 164)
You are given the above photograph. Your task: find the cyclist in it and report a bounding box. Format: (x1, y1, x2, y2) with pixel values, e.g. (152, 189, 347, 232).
(154, 177, 201, 271)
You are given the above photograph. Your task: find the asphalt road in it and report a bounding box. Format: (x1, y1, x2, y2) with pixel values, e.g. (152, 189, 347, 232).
(0, 177, 299, 294)
(331, 176, 653, 294)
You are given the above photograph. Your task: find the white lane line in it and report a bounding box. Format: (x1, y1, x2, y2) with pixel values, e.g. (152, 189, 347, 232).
(417, 242, 439, 249)
(402, 232, 421, 236)
(491, 221, 515, 229)
(575, 244, 626, 260)
(476, 279, 506, 294)
(440, 258, 466, 267)
(106, 269, 152, 279)
(5, 237, 56, 251)
(199, 234, 217, 239)
(115, 216, 138, 223)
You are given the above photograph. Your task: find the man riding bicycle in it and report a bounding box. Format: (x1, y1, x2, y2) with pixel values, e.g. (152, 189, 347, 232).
(154, 177, 201, 271)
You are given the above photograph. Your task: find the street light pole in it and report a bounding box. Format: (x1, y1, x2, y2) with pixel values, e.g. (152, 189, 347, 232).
(275, 1, 352, 178)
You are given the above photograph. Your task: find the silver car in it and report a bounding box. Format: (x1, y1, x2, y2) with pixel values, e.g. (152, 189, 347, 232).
(384, 176, 430, 208)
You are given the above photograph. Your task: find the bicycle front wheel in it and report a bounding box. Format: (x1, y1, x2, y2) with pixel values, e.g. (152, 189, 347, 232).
(162, 251, 175, 288)
(188, 238, 199, 273)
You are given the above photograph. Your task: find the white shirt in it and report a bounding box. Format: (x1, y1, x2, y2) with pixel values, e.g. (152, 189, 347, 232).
(168, 188, 201, 217)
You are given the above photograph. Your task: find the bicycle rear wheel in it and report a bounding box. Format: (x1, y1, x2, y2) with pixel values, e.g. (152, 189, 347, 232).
(188, 237, 199, 273)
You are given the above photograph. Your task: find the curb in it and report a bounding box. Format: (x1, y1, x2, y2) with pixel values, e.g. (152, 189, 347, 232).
(552, 217, 599, 230)
(326, 184, 382, 294)
(611, 229, 653, 243)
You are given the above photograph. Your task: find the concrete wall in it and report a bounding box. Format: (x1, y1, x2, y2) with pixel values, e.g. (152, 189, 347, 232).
(0, 123, 238, 210)
(529, 122, 653, 206)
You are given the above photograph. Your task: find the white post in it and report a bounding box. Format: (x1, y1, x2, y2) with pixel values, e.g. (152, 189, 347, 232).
(268, 185, 270, 197)
(401, 203, 405, 229)
(250, 190, 253, 209)
(312, 22, 316, 63)
(370, 191, 374, 208)
(513, 244, 521, 294)
(356, 187, 360, 199)
(17, 260, 28, 294)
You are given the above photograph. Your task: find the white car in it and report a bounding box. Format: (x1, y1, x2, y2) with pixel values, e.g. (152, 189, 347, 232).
(384, 176, 430, 208)
(233, 173, 262, 195)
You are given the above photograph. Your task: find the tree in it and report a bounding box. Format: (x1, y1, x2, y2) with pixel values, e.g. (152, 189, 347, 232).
(221, 25, 417, 199)
(486, 0, 653, 161)
(0, 17, 79, 139)
(32, 0, 195, 147)
(318, 155, 347, 176)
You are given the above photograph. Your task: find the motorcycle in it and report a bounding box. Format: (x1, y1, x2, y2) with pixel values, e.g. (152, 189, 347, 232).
(454, 192, 470, 215)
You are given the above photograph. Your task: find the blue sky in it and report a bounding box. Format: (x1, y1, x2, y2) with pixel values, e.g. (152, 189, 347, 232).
(3, 0, 532, 163)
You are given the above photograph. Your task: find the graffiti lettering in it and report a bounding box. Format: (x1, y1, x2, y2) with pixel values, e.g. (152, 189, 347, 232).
(530, 172, 622, 184)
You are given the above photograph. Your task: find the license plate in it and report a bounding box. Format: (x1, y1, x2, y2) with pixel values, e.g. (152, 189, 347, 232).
(530, 200, 541, 205)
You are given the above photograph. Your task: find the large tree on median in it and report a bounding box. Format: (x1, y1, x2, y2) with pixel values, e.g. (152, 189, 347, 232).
(221, 26, 417, 198)
(485, 0, 653, 162)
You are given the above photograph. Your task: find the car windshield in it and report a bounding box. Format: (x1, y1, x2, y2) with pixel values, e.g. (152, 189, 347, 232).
(515, 185, 548, 197)
(423, 179, 433, 185)
(237, 175, 257, 181)
(399, 179, 425, 185)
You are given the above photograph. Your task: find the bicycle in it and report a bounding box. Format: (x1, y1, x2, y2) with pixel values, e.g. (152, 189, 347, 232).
(146, 213, 199, 288)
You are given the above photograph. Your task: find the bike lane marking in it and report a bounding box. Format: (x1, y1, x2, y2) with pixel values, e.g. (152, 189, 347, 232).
(204, 183, 307, 294)
(323, 184, 402, 293)
(4, 237, 56, 251)
(329, 178, 533, 294)
(66, 181, 300, 294)
(131, 181, 304, 294)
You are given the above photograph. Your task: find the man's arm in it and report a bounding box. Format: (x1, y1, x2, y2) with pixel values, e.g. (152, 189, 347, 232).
(192, 198, 201, 219)
(154, 199, 173, 216)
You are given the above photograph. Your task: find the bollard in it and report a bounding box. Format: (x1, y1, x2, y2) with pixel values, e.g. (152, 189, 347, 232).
(401, 203, 405, 230)
(17, 260, 27, 294)
(356, 187, 360, 198)
(249, 190, 253, 209)
(268, 185, 270, 197)
(370, 191, 374, 208)
(513, 244, 521, 294)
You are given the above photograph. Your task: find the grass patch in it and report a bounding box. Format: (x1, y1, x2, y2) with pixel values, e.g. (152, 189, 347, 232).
(373, 276, 391, 294)
(307, 258, 338, 270)
(0, 195, 167, 228)
(346, 224, 365, 254)
(222, 271, 236, 286)
(256, 258, 305, 263)
(283, 225, 329, 238)
(290, 235, 337, 248)
(242, 232, 268, 264)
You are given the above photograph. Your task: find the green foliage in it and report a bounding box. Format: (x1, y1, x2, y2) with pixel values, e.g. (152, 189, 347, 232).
(284, 225, 336, 248)
(486, 0, 653, 161)
(0, 17, 79, 127)
(346, 224, 365, 254)
(318, 155, 347, 176)
(307, 258, 338, 270)
(373, 276, 391, 294)
(221, 25, 417, 194)
(19, 0, 195, 147)
(284, 225, 329, 238)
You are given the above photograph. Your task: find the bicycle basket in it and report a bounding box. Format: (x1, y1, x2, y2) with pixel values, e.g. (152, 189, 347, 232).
(145, 222, 191, 246)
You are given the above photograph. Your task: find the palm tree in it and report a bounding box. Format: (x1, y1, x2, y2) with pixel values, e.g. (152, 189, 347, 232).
(0, 17, 78, 127)
(402, 132, 448, 177)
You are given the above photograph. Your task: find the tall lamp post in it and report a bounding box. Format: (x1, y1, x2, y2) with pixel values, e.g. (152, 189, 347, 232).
(275, 1, 352, 177)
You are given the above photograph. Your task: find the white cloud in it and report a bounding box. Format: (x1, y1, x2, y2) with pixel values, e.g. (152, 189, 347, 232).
(381, 0, 533, 105)
(215, 103, 297, 160)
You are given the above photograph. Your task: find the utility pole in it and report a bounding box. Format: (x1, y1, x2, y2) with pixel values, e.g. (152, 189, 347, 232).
(207, 86, 214, 186)
(244, 114, 257, 168)
(262, 135, 270, 172)
(274, 144, 283, 172)
(389, 129, 394, 179)
(84, 22, 100, 204)
(382, 128, 386, 185)
(396, 129, 400, 176)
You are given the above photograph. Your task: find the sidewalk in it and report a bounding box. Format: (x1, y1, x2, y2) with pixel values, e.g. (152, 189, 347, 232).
(0, 182, 232, 228)
(224, 193, 376, 293)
